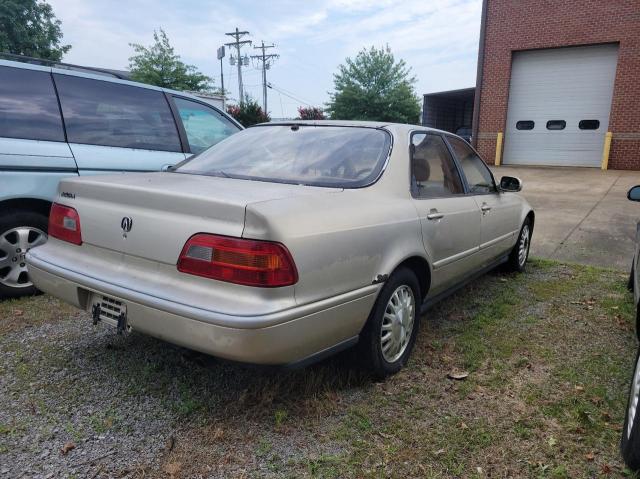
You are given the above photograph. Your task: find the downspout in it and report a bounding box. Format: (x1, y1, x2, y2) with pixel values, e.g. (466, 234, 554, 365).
(471, 0, 488, 148)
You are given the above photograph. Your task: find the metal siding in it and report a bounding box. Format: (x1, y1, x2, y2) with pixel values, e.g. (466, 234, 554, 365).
(503, 44, 619, 167)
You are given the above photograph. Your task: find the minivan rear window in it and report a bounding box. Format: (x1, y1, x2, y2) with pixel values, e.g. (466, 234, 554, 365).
(176, 125, 392, 188)
(54, 74, 181, 152)
(0, 66, 64, 142)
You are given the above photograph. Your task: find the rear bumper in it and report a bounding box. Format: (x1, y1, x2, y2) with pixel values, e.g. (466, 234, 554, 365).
(26, 252, 379, 365)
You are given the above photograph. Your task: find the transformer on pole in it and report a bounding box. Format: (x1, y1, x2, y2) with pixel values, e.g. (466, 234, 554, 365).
(224, 28, 251, 104)
(251, 41, 279, 114)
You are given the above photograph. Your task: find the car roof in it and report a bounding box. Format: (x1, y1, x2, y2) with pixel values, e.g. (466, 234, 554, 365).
(0, 58, 218, 106)
(266, 119, 392, 128)
(259, 120, 452, 136)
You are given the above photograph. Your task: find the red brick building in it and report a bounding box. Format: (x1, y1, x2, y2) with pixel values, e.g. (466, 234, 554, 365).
(470, 0, 640, 169)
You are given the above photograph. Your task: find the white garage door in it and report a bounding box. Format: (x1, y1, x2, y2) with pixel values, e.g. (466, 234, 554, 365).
(503, 44, 618, 167)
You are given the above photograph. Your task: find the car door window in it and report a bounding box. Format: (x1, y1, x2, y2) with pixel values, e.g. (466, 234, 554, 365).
(411, 133, 464, 198)
(173, 97, 240, 154)
(54, 74, 181, 152)
(447, 136, 496, 194)
(0, 66, 64, 142)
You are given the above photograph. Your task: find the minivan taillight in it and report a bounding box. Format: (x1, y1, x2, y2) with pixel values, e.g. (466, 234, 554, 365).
(49, 203, 82, 245)
(177, 234, 298, 287)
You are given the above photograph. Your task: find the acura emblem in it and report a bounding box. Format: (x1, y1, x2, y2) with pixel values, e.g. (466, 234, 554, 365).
(121, 216, 133, 234)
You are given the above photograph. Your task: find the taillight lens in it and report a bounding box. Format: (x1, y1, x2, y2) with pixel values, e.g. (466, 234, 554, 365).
(49, 203, 82, 245)
(177, 234, 298, 287)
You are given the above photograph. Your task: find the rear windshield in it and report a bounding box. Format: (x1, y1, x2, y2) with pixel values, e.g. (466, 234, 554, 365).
(175, 125, 392, 188)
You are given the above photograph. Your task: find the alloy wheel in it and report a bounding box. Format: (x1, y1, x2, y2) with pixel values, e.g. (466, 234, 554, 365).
(0, 227, 47, 288)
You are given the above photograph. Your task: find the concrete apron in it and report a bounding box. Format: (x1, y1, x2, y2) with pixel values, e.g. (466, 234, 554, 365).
(490, 166, 640, 271)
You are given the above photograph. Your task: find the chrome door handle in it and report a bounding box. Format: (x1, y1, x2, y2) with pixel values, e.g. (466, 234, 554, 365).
(427, 212, 444, 220)
(481, 204, 492, 212)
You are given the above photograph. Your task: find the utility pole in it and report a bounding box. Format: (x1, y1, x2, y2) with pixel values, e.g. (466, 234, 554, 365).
(251, 41, 279, 113)
(224, 28, 251, 103)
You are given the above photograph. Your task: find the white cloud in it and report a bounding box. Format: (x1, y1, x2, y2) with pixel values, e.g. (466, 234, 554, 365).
(46, 0, 482, 116)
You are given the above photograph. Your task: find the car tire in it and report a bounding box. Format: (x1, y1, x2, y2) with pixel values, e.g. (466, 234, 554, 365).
(359, 267, 421, 378)
(629, 262, 635, 292)
(506, 218, 532, 272)
(0, 211, 48, 298)
(622, 346, 640, 471)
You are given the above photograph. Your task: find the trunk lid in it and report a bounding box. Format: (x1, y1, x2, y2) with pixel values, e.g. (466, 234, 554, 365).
(58, 172, 339, 265)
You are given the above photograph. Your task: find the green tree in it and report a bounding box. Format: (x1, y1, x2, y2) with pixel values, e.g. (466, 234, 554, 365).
(0, 0, 71, 61)
(327, 46, 420, 124)
(129, 29, 212, 91)
(227, 96, 270, 127)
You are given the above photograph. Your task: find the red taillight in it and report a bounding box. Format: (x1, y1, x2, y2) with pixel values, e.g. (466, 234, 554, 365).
(177, 234, 298, 287)
(49, 203, 82, 245)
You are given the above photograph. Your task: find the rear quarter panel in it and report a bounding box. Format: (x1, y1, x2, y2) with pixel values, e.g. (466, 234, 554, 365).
(243, 188, 427, 307)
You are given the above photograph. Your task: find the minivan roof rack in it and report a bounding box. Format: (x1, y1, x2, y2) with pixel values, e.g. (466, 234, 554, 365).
(0, 52, 131, 80)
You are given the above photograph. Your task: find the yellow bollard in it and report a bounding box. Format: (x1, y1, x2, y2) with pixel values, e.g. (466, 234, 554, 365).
(495, 132, 503, 166)
(601, 131, 612, 170)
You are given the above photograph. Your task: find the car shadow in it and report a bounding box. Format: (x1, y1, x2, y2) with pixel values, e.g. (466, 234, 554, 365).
(69, 323, 373, 422)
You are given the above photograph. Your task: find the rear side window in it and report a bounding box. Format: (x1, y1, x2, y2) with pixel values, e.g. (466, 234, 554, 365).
(447, 136, 496, 194)
(173, 97, 240, 154)
(54, 74, 181, 152)
(411, 133, 464, 197)
(0, 66, 64, 142)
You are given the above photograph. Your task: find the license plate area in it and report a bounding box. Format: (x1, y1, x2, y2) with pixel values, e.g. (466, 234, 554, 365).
(90, 293, 128, 333)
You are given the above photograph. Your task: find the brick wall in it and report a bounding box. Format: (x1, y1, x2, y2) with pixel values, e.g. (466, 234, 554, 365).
(476, 0, 640, 169)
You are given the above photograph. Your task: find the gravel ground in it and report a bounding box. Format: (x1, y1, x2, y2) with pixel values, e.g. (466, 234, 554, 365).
(1, 308, 185, 478)
(0, 297, 366, 478)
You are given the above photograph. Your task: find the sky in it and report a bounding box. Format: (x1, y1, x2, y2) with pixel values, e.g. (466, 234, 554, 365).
(48, 0, 482, 118)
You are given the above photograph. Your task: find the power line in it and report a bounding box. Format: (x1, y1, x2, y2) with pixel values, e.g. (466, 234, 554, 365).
(277, 90, 284, 118)
(224, 28, 252, 103)
(272, 83, 315, 104)
(267, 82, 314, 107)
(251, 41, 279, 114)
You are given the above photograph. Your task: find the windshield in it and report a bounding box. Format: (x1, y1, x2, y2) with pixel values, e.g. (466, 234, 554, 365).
(175, 124, 392, 188)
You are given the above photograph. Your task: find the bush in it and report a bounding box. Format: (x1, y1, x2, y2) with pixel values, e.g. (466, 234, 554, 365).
(297, 106, 326, 120)
(227, 97, 270, 127)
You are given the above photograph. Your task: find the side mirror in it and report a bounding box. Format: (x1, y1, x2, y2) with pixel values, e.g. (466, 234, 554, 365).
(628, 185, 640, 202)
(500, 176, 522, 192)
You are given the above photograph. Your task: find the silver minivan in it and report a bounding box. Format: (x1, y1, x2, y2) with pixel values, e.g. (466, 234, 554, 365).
(0, 56, 242, 297)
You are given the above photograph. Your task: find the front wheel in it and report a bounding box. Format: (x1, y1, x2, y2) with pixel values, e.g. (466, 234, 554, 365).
(622, 346, 640, 470)
(506, 218, 531, 272)
(359, 267, 421, 378)
(0, 211, 48, 298)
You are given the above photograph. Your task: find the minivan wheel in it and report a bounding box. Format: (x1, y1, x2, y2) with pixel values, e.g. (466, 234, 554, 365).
(622, 346, 640, 471)
(507, 218, 531, 272)
(0, 211, 48, 298)
(360, 267, 421, 378)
